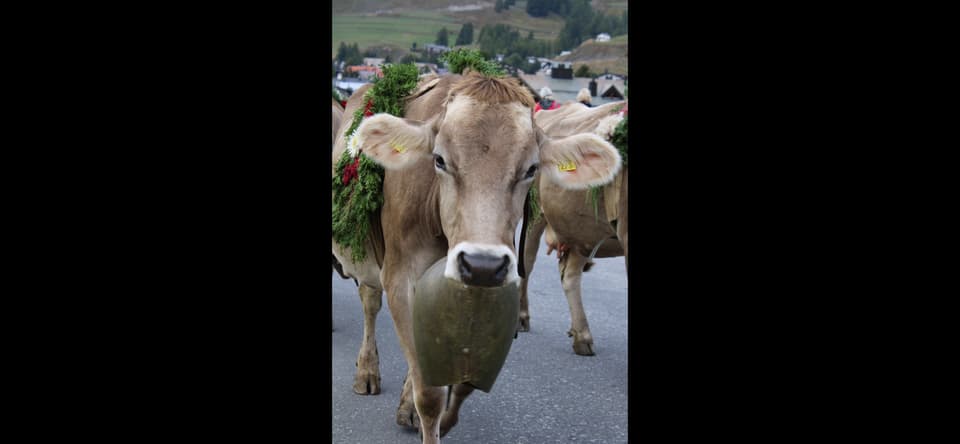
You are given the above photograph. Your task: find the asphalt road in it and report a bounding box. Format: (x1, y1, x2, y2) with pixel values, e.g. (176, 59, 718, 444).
(332, 228, 628, 443)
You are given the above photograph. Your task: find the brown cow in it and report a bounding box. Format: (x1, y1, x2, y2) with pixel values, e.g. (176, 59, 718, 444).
(518, 101, 628, 356)
(332, 73, 622, 443)
(331, 93, 385, 396)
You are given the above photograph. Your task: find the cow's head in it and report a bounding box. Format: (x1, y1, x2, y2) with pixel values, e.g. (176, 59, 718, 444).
(354, 74, 621, 287)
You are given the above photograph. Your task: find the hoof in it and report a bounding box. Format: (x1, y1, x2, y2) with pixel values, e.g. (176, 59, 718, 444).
(396, 407, 420, 429)
(573, 340, 595, 356)
(396, 379, 419, 429)
(518, 312, 530, 332)
(568, 329, 595, 356)
(352, 371, 381, 395)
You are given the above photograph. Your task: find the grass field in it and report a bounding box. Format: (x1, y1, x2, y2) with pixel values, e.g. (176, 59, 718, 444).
(331, 1, 567, 57)
(332, 11, 463, 56)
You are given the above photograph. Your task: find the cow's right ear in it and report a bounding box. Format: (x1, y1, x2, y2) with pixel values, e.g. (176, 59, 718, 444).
(355, 114, 434, 170)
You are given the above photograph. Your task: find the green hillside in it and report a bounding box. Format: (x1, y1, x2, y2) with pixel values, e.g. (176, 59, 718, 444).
(333, 0, 486, 14)
(332, 0, 629, 69)
(332, 1, 570, 57)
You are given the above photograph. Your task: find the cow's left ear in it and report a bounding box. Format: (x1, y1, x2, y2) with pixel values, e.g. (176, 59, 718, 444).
(355, 114, 434, 170)
(539, 133, 622, 189)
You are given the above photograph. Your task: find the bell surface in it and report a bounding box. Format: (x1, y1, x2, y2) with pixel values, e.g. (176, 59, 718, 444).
(412, 257, 519, 392)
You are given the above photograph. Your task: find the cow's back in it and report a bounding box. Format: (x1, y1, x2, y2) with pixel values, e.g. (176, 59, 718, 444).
(536, 101, 624, 137)
(399, 74, 458, 121)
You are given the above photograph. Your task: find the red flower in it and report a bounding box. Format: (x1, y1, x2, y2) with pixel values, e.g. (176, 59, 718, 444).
(363, 100, 374, 117)
(342, 155, 361, 185)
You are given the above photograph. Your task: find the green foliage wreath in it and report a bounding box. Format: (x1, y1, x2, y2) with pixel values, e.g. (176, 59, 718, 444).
(332, 63, 419, 264)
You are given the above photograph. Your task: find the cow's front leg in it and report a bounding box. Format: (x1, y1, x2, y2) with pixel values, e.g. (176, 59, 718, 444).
(395, 369, 420, 429)
(559, 251, 595, 356)
(439, 383, 475, 437)
(519, 214, 546, 332)
(413, 381, 446, 444)
(353, 283, 382, 395)
(616, 168, 629, 271)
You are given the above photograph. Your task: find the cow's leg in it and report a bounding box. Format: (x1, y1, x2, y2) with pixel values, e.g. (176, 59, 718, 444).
(396, 369, 420, 429)
(439, 383, 475, 437)
(353, 283, 382, 395)
(617, 168, 629, 271)
(519, 215, 546, 332)
(412, 380, 446, 444)
(559, 251, 595, 356)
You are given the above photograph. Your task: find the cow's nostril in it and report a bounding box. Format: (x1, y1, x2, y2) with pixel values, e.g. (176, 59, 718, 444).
(458, 251, 472, 280)
(494, 255, 509, 282)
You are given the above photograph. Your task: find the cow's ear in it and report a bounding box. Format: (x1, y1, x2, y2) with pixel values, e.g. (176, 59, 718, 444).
(355, 114, 433, 170)
(539, 133, 622, 189)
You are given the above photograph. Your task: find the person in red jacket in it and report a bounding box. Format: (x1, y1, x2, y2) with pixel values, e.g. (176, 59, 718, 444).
(534, 87, 560, 113)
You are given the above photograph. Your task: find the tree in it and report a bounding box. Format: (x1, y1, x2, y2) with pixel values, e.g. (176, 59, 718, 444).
(436, 27, 449, 46)
(504, 53, 524, 70)
(337, 41, 363, 67)
(526, 0, 548, 17)
(556, 0, 594, 50)
(574, 64, 593, 78)
(455, 23, 474, 46)
(401, 53, 417, 64)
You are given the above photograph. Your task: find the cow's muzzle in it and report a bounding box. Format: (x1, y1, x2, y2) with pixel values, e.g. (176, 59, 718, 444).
(458, 252, 509, 287)
(444, 242, 519, 285)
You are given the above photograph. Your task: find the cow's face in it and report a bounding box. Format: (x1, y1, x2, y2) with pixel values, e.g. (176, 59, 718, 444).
(355, 75, 621, 287)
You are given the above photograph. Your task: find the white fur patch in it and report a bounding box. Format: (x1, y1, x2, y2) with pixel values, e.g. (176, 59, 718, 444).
(444, 242, 519, 285)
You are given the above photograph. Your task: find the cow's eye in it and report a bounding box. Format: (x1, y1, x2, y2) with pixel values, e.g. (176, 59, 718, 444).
(434, 154, 447, 171)
(524, 164, 539, 179)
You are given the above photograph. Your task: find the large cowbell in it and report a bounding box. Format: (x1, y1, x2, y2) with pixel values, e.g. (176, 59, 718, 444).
(412, 257, 519, 393)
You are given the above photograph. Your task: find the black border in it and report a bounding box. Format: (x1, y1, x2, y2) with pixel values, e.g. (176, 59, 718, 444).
(72, 2, 881, 441)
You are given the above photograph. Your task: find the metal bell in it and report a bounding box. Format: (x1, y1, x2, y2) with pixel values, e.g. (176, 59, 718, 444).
(412, 257, 519, 392)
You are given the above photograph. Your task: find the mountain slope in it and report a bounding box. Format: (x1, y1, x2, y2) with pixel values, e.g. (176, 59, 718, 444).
(556, 34, 628, 75)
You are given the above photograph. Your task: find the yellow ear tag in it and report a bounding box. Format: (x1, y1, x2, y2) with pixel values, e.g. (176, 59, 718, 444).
(557, 160, 577, 172)
(391, 142, 407, 154)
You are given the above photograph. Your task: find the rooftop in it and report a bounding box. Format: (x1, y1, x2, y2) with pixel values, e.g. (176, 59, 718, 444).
(518, 73, 626, 105)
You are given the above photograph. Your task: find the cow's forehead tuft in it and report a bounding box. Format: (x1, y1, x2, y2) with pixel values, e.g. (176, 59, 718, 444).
(447, 74, 535, 108)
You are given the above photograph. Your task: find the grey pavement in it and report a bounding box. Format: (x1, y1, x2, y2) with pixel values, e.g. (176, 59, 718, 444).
(332, 227, 628, 443)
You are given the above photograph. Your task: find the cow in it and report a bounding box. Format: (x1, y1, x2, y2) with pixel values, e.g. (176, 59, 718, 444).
(518, 100, 628, 356)
(331, 88, 386, 397)
(332, 72, 622, 443)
